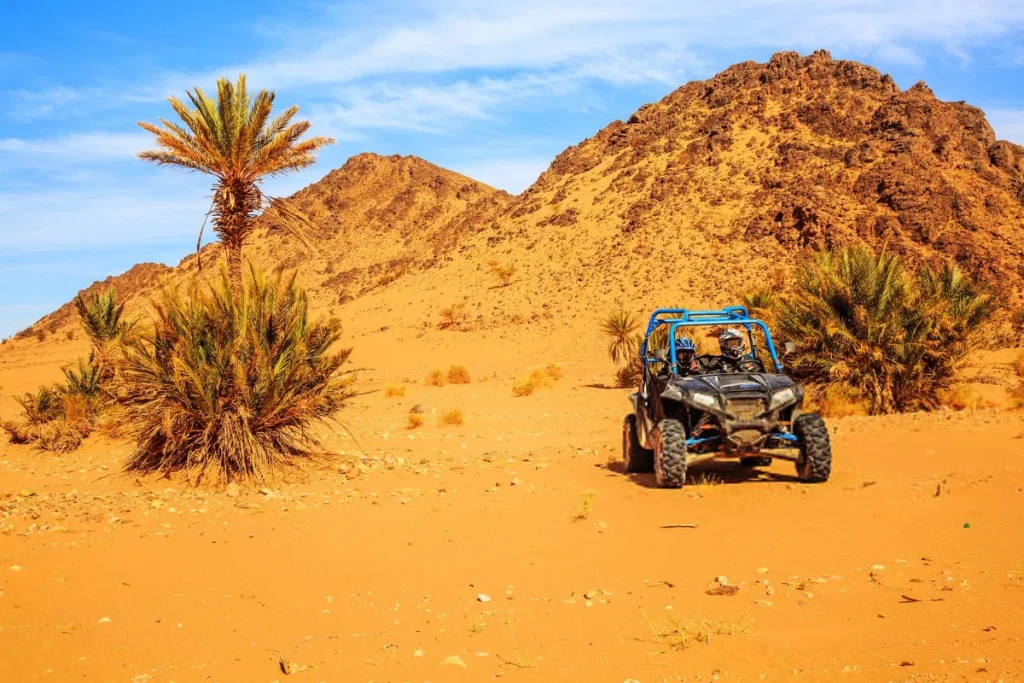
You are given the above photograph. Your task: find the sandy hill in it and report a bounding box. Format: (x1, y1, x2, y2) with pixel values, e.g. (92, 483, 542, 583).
(12, 50, 1024, 355)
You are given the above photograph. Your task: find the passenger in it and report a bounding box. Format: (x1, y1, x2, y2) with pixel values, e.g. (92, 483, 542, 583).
(674, 337, 700, 375)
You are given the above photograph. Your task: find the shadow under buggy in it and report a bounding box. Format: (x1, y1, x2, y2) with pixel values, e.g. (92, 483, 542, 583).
(623, 307, 832, 488)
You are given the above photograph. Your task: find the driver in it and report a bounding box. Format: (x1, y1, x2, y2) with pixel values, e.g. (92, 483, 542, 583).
(715, 328, 749, 372)
(674, 337, 700, 375)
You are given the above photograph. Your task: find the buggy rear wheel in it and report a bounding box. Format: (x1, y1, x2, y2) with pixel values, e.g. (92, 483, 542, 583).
(623, 414, 654, 473)
(794, 414, 832, 483)
(652, 418, 687, 488)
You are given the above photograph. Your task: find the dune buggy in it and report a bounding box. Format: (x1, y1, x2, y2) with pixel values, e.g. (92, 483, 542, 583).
(622, 307, 832, 488)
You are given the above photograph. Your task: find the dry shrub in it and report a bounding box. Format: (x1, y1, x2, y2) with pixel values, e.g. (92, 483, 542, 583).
(487, 260, 517, 287)
(1013, 350, 1024, 379)
(439, 302, 468, 329)
(407, 413, 424, 429)
(34, 328, 47, 343)
(425, 370, 446, 387)
(384, 386, 406, 398)
(545, 363, 563, 380)
(439, 409, 464, 426)
(65, 329, 75, 341)
(804, 383, 869, 417)
(511, 381, 534, 397)
(512, 368, 556, 397)
(447, 365, 471, 384)
(117, 269, 357, 485)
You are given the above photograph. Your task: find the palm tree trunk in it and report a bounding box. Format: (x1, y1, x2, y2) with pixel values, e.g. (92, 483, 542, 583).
(228, 246, 244, 294)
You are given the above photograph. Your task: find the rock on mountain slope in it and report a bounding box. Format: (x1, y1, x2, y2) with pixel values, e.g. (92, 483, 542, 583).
(14, 50, 1024, 346)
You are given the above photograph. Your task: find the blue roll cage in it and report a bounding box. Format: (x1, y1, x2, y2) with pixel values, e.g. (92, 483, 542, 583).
(639, 306, 784, 373)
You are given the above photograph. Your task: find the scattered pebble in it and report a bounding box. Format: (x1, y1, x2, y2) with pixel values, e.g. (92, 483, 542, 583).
(98, 617, 111, 624)
(477, 594, 491, 603)
(442, 655, 467, 668)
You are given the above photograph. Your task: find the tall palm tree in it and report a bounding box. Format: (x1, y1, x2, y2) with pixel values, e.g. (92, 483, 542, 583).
(138, 75, 334, 291)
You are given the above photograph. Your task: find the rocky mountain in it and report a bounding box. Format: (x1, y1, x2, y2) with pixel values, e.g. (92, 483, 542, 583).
(15, 50, 1024, 344)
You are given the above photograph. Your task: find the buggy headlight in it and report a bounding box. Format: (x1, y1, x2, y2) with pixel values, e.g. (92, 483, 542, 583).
(661, 385, 683, 401)
(769, 387, 797, 410)
(688, 391, 718, 409)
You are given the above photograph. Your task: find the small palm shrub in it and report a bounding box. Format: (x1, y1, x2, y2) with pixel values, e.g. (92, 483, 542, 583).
(600, 309, 645, 387)
(75, 289, 133, 347)
(773, 245, 993, 414)
(116, 269, 357, 484)
(1, 383, 100, 453)
(1, 291, 130, 452)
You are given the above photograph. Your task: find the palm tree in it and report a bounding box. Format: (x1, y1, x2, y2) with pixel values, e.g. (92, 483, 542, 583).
(138, 75, 334, 291)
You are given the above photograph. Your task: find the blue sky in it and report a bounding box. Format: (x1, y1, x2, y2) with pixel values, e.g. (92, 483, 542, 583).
(2, 0, 1024, 338)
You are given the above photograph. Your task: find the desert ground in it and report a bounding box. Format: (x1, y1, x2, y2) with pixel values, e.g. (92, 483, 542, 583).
(2, 334, 1023, 683)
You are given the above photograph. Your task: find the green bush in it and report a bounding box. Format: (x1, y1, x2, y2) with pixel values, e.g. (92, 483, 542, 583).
(773, 245, 993, 414)
(117, 268, 357, 484)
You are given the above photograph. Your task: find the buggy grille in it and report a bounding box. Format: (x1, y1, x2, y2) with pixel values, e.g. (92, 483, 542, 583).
(726, 398, 764, 420)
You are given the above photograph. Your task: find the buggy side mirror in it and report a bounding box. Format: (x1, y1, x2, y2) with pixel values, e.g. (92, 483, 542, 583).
(652, 348, 669, 363)
(783, 341, 797, 357)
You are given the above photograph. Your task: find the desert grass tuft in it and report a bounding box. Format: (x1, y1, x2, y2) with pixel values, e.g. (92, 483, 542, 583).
(425, 370, 446, 387)
(406, 413, 424, 429)
(575, 490, 596, 520)
(645, 610, 754, 650)
(384, 386, 406, 398)
(116, 268, 357, 485)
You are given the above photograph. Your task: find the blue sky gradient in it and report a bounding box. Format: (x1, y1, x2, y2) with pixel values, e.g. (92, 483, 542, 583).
(3, 0, 1024, 338)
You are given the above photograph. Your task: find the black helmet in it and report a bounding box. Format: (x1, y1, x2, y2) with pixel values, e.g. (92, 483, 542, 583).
(719, 328, 745, 360)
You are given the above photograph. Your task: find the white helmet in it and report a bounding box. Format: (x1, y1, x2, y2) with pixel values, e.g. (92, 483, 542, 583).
(719, 328, 746, 360)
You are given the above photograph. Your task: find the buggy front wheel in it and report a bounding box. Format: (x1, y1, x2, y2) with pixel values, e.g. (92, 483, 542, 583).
(794, 414, 832, 483)
(652, 418, 687, 488)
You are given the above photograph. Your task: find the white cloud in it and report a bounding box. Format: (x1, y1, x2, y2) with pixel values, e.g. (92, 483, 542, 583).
(11, 0, 1024, 137)
(0, 132, 151, 163)
(987, 109, 1024, 145)
(308, 72, 587, 138)
(0, 180, 210, 255)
